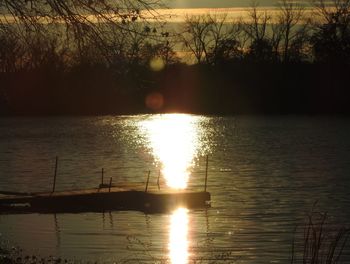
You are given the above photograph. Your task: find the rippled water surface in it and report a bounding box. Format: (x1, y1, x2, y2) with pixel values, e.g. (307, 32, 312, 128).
(1, 115, 350, 263)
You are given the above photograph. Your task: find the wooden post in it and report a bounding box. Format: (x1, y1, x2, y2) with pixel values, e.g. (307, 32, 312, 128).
(108, 177, 112, 193)
(101, 168, 104, 186)
(157, 170, 161, 191)
(145, 170, 151, 193)
(204, 155, 209, 192)
(52, 156, 58, 193)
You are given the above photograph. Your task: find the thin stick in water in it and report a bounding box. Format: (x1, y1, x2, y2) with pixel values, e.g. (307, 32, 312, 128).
(204, 155, 209, 192)
(157, 169, 161, 191)
(109, 177, 112, 193)
(145, 170, 151, 193)
(101, 168, 104, 186)
(52, 156, 58, 193)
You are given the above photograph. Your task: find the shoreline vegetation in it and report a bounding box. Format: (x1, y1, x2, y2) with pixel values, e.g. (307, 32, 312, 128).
(1, 62, 349, 116)
(1, 0, 350, 116)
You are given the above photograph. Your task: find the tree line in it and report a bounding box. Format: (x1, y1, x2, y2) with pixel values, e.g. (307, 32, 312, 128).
(180, 0, 350, 65)
(0, 0, 350, 115)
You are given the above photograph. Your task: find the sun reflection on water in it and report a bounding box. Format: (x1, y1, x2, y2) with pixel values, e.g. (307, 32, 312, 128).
(169, 207, 189, 264)
(139, 114, 201, 189)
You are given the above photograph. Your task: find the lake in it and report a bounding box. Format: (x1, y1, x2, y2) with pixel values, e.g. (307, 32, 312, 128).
(1, 114, 350, 263)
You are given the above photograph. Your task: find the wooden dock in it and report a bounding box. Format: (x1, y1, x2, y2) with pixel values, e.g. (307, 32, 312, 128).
(0, 156, 213, 214)
(0, 186, 211, 214)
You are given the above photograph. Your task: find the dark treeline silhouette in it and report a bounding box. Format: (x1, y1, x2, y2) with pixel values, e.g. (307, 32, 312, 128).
(0, 0, 350, 115)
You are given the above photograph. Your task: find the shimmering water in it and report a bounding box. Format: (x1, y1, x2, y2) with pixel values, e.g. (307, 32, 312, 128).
(0, 115, 350, 263)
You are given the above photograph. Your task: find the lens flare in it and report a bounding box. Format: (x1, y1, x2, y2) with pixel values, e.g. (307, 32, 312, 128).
(150, 57, 165, 71)
(145, 92, 164, 111)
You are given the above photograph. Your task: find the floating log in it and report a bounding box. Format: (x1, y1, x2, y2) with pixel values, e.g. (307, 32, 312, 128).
(0, 187, 211, 214)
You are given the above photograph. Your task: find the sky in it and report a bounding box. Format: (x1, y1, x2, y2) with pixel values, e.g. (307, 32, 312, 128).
(155, 0, 301, 24)
(167, 0, 280, 8)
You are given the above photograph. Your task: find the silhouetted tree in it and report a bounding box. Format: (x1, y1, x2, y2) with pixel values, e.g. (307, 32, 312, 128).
(0, 24, 22, 72)
(248, 38, 274, 61)
(181, 14, 245, 65)
(311, 0, 350, 64)
(287, 27, 311, 62)
(275, 0, 309, 62)
(0, 0, 163, 34)
(277, 0, 305, 62)
(244, 2, 270, 42)
(208, 38, 243, 64)
(207, 16, 245, 64)
(23, 30, 68, 71)
(244, 2, 275, 61)
(181, 15, 212, 64)
(0, 0, 165, 66)
(205, 14, 232, 64)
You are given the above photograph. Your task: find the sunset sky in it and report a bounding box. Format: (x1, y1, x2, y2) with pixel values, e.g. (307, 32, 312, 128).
(161, 0, 300, 21)
(167, 0, 280, 8)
